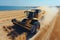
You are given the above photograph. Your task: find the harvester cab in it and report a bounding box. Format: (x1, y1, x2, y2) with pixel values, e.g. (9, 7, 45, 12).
(24, 9, 40, 19)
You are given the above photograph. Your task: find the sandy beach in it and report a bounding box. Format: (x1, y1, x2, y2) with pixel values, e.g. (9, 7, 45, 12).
(0, 10, 26, 26)
(0, 10, 27, 40)
(0, 7, 60, 40)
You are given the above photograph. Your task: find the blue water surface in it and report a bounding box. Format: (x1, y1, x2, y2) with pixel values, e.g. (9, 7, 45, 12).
(0, 6, 37, 11)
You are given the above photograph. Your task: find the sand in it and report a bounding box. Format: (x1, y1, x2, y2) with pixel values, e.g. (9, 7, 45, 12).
(0, 10, 27, 40)
(49, 8, 60, 40)
(0, 10, 26, 26)
(0, 7, 60, 40)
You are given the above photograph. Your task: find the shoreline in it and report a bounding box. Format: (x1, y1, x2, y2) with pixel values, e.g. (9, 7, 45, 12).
(0, 10, 25, 12)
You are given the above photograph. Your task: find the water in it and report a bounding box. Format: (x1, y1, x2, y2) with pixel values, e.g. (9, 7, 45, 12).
(0, 6, 37, 11)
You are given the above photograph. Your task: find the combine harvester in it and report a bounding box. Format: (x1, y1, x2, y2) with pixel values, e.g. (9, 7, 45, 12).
(1, 9, 42, 40)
